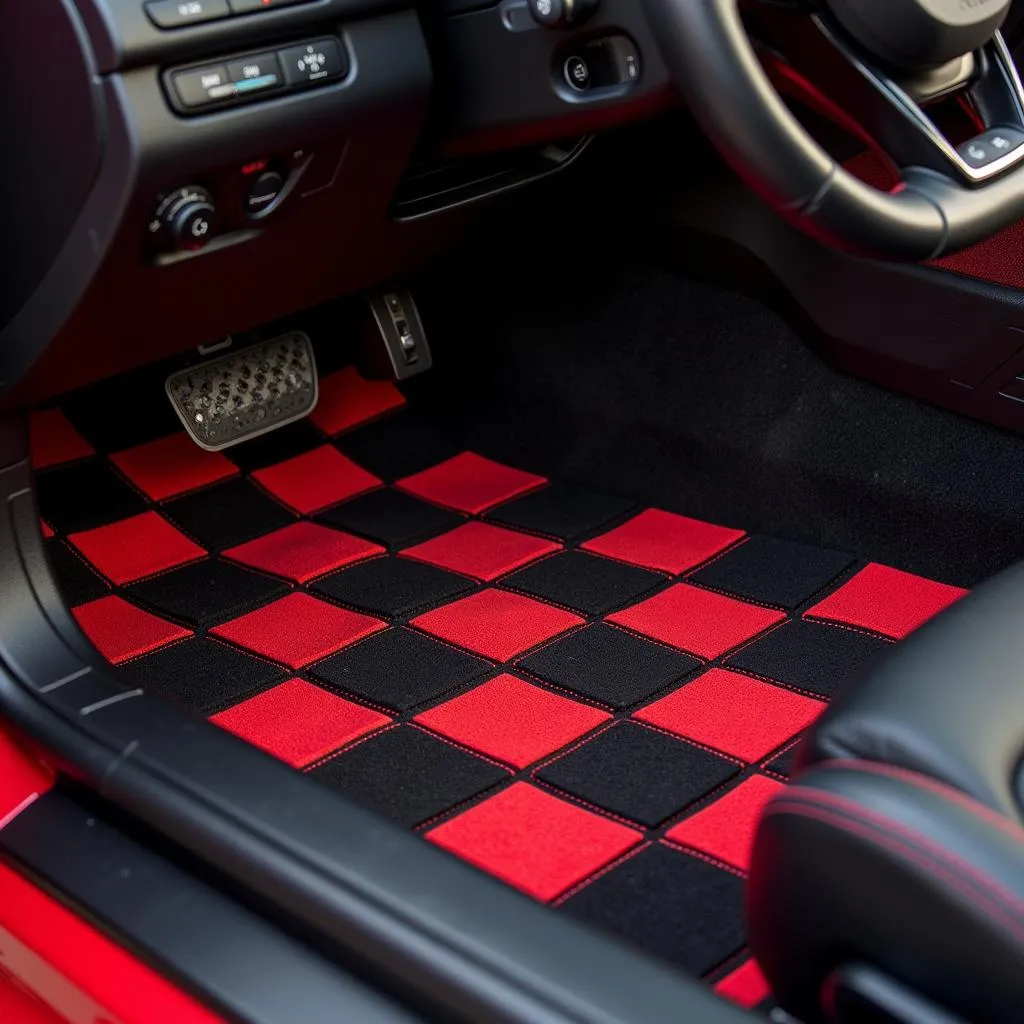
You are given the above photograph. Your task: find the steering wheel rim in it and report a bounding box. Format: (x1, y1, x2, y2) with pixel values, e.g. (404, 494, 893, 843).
(642, 0, 1024, 260)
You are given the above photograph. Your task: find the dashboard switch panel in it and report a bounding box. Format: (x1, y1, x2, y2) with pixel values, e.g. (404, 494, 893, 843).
(165, 38, 347, 115)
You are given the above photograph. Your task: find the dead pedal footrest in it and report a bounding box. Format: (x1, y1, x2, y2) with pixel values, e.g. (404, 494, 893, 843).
(166, 332, 318, 451)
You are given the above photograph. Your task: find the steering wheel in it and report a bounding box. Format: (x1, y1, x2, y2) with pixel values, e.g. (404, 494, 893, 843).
(642, 0, 1024, 260)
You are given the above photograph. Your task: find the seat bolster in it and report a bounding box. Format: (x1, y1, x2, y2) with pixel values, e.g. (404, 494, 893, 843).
(748, 761, 1024, 1024)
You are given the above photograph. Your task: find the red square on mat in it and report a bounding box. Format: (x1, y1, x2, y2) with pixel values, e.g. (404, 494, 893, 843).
(415, 674, 610, 769)
(211, 678, 390, 767)
(69, 512, 206, 585)
(666, 774, 784, 871)
(714, 959, 771, 1009)
(805, 562, 968, 639)
(309, 366, 406, 436)
(608, 584, 785, 659)
(30, 410, 94, 470)
(412, 589, 583, 662)
(225, 522, 384, 583)
(397, 453, 546, 514)
(427, 782, 641, 901)
(110, 433, 238, 502)
(581, 509, 744, 574)
(402, 522, 560, 582)
(73, 595, 191, 664)
(212, 593, 386, 669)
(635, 668, 824, 762)
(253, 446, 381, 514)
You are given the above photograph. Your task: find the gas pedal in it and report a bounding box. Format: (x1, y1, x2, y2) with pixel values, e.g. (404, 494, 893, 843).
(166, 332, 318, 451)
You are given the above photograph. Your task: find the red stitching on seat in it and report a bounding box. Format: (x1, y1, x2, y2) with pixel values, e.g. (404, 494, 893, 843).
(769, 789, 1024, 945)
(819, 759, 1024, 844)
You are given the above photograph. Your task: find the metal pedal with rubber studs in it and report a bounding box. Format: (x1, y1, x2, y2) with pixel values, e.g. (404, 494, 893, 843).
(165, 332, 319, 451)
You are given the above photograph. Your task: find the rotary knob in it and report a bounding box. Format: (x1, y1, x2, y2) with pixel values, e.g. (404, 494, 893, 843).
(153, 186, 217, 252)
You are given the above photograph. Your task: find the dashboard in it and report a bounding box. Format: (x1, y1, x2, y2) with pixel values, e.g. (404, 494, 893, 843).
(0, 0, 673, 403)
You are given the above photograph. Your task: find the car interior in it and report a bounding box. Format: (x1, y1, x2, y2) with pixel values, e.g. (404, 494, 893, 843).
(4, 0, 1024, 1021)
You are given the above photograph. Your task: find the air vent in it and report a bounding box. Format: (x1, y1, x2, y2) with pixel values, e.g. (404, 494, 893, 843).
(391, 137, 591, 220)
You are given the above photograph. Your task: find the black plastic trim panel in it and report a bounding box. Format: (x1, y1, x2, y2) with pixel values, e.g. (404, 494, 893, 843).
(0, 789, 423, 1024)
(0, 422, 750, 1024)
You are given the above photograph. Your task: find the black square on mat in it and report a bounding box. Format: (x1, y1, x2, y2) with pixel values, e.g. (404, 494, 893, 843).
(688, 536, 855, 610)
(486, 481, 636, 541)
(310, 628, 490, 711)
(503, 551, 663, 616)
(313, 557, 476, 619)
(62, 370, 182, 453)
(335, 411, 459, 483)
(123, 636, 286, 715)
(317, 488, 463, 549)
(46, 540, 110, 606)
(37, 461, 148, 534)
(519, 623, 699, 709)
(126, 559, 290, 628)
(224, 421, 324, 473)
(559, 843, 746, 978)
(309, 725, 508, 827)
(537, 723, 739, 828)
(164, 478, 296, 551)
(727, 618, 889, 699)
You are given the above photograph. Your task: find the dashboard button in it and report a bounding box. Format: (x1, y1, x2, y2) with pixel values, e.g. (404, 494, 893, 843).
(226, 52, 283, 94)
(172, 64, 231, 108)
(146, 0, 230, 28)
(529, 0, 568, 26)
(244, 170, 286, 216)
(564, 55, 591, 91)
(228, 0, 309, 13)
(959, 127, 1024, 168)
(278, 39, 348, 86)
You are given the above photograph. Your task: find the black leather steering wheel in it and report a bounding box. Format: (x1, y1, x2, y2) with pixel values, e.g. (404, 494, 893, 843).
(642, 0, 1024, 260)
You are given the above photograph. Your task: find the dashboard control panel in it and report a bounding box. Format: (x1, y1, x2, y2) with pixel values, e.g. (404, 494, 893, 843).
(166, 37, 348, 113)
(145, 140, 345, 258)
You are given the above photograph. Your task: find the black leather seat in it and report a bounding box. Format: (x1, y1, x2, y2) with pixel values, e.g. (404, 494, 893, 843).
(748, 560, 1024, 1024)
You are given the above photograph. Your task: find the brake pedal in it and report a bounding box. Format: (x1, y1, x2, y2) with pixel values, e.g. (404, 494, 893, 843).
(369, 289, 433, 379)
(166, 332, 318, 451)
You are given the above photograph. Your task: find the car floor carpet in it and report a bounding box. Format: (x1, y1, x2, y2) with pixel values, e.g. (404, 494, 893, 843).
(31, 362, 969, 1014)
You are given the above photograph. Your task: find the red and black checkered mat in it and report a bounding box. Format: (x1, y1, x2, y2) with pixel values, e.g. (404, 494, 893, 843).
(32, 366, 969, 1010)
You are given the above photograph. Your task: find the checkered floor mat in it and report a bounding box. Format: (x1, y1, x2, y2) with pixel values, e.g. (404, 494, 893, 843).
(31, 366, 969, 1011)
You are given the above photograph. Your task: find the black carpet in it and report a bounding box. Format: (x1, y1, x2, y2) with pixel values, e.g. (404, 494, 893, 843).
(410, 258, 1024, 588)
